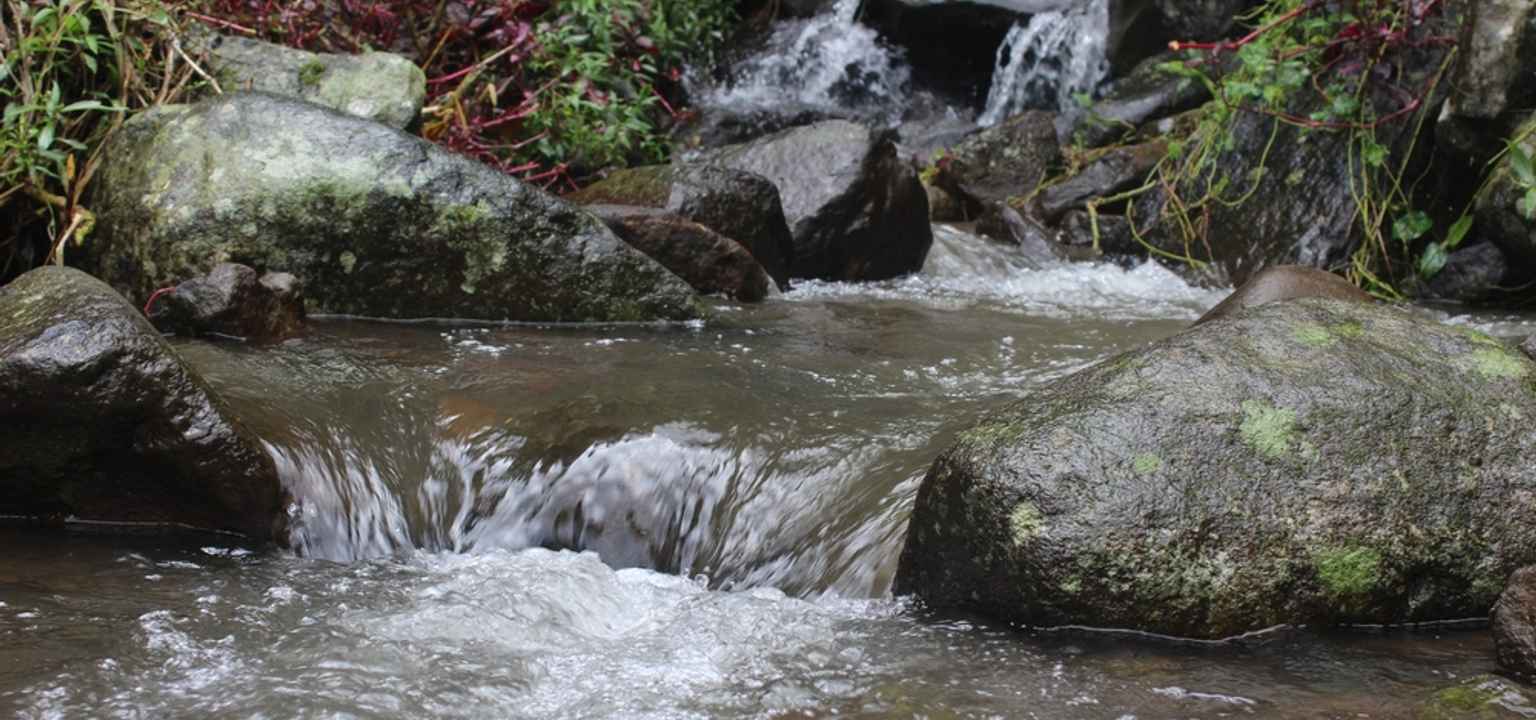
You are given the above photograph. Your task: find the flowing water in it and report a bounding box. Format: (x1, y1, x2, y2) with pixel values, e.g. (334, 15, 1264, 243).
(978, 2, 1110, 124)
(3, 228, 1529, 718)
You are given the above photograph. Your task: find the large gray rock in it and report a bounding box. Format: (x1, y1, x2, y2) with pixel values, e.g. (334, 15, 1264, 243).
(1450, 0, 1536, 119)
(896, 298, 1536, 639)
(87, 93, 700, 322)
(1193, 265, 1372, 326)
(198, 34, 426, 129)
(694, 120, 933, 281)
(0, 267, 289, 541)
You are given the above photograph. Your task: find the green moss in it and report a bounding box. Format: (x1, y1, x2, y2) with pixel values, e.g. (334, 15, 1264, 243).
(299, 60, 326, 88)
(1132, 454, 1163, 474)
(1239, 399, 1296, 459)
(1009, 502, 1045, 546)
(1315, 546, 1380, 597)
(1331, 321, 1365, 339)
(1292, 323, 1333, 346)
(1471, 347, 1528, 380)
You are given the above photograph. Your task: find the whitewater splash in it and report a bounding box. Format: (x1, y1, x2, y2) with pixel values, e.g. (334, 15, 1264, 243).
(978, 1, 1110, 124)
(697, 0, 910, 123)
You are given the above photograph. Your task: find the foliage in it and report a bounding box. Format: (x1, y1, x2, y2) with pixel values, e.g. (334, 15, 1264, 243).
(1111, 0, 1457, 294)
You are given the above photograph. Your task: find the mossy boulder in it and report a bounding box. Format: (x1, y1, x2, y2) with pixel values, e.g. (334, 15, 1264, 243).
(896, 298, 1536, 639)
(197, 33, 426, 129)
(87, 93, 699, 322)
(0, 267, 289, 541)
(692, 120, 932, 282)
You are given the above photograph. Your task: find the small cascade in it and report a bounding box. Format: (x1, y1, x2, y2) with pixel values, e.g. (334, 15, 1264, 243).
(978, 1, 1109, 125)
(696, 0, 910, 123)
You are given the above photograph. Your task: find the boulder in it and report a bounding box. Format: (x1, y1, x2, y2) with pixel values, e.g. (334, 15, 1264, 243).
(1154, 0, 1263, 44)
(1450, 0, 1536, 119)
(0, 267, 289, 540)
(975, 203, 1063, 264)
(896, 298, 1536, 639)
(1056, 210, 1139, 259)
(567, 164, 796, 289)
(586, 205, 773, 302)
(1523, 335, 1536, 361)
(87, 93, 699, 322)
(937, 111, 1060, 213)
(149, 263, 305, 341)
(694, 120, 932, 281)
(196, 33, 425, 129)
(1193, 265, 1372, 326)
(1421, 241, 1524, 304)
(1495, 566, 1536, 679)
(1036, 140, 1165, 221)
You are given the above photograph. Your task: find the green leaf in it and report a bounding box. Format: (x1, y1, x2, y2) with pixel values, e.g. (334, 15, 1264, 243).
(61, 99, 111, 113)
(1392, 210, 1432, 243)
(1445, 215, 1473, 249)
(37, 123, 55, 151)
(1417, 242, 1449, 279)
(1512, 145, 1536, 187)
(1521, 189, 1536, 221)
(1362, 140, 1387, 168)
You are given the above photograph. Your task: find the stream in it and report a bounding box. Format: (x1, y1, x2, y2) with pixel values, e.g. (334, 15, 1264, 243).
(4, 227, 1530, 718)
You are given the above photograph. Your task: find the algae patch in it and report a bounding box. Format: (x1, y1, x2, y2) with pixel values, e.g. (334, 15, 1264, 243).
(1470, 347, 1528, 380)
(1239, 400, 1296, 459)
(1291, 323, 1333, 347)
(1009, 502, 1045, 546)
(1314, 546, 1380, 597)
(1132, 454, 1163, 474)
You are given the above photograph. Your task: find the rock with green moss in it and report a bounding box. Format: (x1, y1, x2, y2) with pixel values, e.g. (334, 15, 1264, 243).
(87, 93, 699, 322)
(1419, 676, 1536, 719)
(935, 111, 1060, 214)
(0, 267, 289, 541)
(895, 297, 1536, 639)
(196, 33, 426, 129)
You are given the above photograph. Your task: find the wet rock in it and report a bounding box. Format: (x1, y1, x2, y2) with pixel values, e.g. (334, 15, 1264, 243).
(670, 106, 838, 152)
(927, 184, 966, 222)
(1154, 0, 1263, 44)
(694, 120, 932, 281)
(150, 263, 304, 341)
(1037, 140, 1165, 221)
(1476, 118, 1536, 269)
(586, 205, 773, 302)
(87, 93, 699, 323)
(859, 1, 1022, 108)
(568, 164, 795, 289)
(1066, 52, 1211, 148)
(1421, 241, 1523, 304)
(1450, 0, 1536, 119)
(1522, 335, 1536, 361)
(895, 298, 1536, 639)
(1057, 210, 1139, 259)
(975, 203, 1059, 264)
(0, 267, 289, 541)
(1194, 265, 1372, 326)
(937, 111, 1061, 213)
(1495, 566, 1536, 679)
(1419, 676, 1536, 719)
(196, 33, 425, 129)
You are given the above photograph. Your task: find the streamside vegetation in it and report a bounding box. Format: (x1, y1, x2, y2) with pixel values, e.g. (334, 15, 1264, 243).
(0, 0, 738, 284)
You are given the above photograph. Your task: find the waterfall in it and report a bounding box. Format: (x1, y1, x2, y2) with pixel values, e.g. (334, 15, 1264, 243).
(978, 2, 1109, 126)
(695, 0, 910, 123)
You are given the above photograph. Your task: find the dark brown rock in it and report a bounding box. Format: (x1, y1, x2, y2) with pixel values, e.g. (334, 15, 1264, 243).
(1193, 266, 1373, 326)
(151, 263, 305, 341)
(587, 206, 773, 302)
(1036, 141, 1166, 221)
(937, 111, 1060, 213)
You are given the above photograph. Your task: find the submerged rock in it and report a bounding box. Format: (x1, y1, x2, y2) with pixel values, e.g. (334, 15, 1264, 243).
(567, 164, 795, 290)
(1495, 566, 1536, 679)
(896, 298, 1536, 639)
(198, 33, 425, 129)
(1194, 265, 1372, 326)
(586, 205, 773, 302)
(1419, 676, 1536, 719)
(150, 263, 305, 341)
(936, 111, 1060, 212)
(694, 120, 932, 281)
(0, 267, 289, 541)
(88, 93, 699, 322)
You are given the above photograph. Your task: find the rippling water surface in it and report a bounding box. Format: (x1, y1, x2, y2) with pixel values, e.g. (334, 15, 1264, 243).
(2, 229, 1524, 717)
